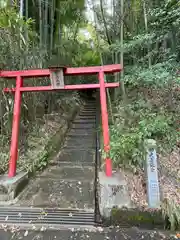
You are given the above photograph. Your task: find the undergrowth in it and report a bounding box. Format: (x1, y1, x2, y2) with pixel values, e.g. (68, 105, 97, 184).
(109, 62, 180, 230)
(110, 97, 179, 171)
(162, 198, 180, 231)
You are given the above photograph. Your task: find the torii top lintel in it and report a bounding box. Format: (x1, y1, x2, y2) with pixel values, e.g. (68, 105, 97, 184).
(0, 64, 122, 78)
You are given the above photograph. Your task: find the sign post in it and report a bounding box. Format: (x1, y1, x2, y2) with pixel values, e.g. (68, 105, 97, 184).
(50, 68, 65, 89)
(144, 139, 160, 208)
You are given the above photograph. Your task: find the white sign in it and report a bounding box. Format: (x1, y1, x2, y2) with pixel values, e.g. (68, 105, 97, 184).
(146, 149, 160, 208)
(50, 69, 64, 89)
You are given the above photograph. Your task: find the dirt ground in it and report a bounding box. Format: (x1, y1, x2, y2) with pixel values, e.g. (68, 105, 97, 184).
(123, 148, 180, 207)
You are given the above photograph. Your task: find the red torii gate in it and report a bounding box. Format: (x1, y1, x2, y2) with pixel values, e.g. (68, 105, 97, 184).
(0, 64, 122, 178)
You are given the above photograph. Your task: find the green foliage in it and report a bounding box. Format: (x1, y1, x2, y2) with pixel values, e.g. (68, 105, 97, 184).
(149, 0, 180, 31)
(0, 7, 42, 70)
(123, 60, 179, 87)
(110, 33, 156, 53)
(162, 198, 180, 230)
(28, 149, 49, 173)
(56, 0, 85, 24)
(109, 95, 179, 171)
(109, 127, 143, 171)
(0, 152, 8, 174)
(138, 114, 172, 138)
(0, 7, 34, 29)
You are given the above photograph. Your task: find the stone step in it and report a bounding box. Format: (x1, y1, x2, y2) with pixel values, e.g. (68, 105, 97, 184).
(40, 166, 94, 181)
(64, 138, 95, 146)
(50, 161, 94, 167)
(80, 112, 96, 115)
(72, 120, 95, 125)
(66, 133, 95, 137)
(69, 128, 96, 133)
(83, 107, 96, 109)
(71, 127, 95, 131)
(81, 107, 96, 110)
(73, 119, 96, 124)
(67, 133, 95, 138)
(82, 107, 96, 110)
(71, 123, 96, 127)
(58, 149, 95, 164)
(83, 104, 96, 107)
(83, 101, 96, 104)
(81, 111, 95, 113)
(79, 113, 96, 116)
(68, 128, 96, 133)
(20, 179, 94, 209)
(63, 144, 96, 150)
(66, 137, 95, 142)
(76, 115, 96, 119)
(65, 134, 95, 140)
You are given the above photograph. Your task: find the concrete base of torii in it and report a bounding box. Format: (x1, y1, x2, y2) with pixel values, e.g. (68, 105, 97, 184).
(98, 171, 132, 219)
(0, 171, 28, 203)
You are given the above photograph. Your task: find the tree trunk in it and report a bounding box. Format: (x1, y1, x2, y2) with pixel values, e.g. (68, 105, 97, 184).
(50, 0, 55, 54)
(39, 0, 43, 49)
(120, 0, 126, 98)
(142, 0, 151, 68)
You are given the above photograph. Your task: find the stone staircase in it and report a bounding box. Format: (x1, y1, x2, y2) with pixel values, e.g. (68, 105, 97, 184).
(0, 99, 174, 239)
